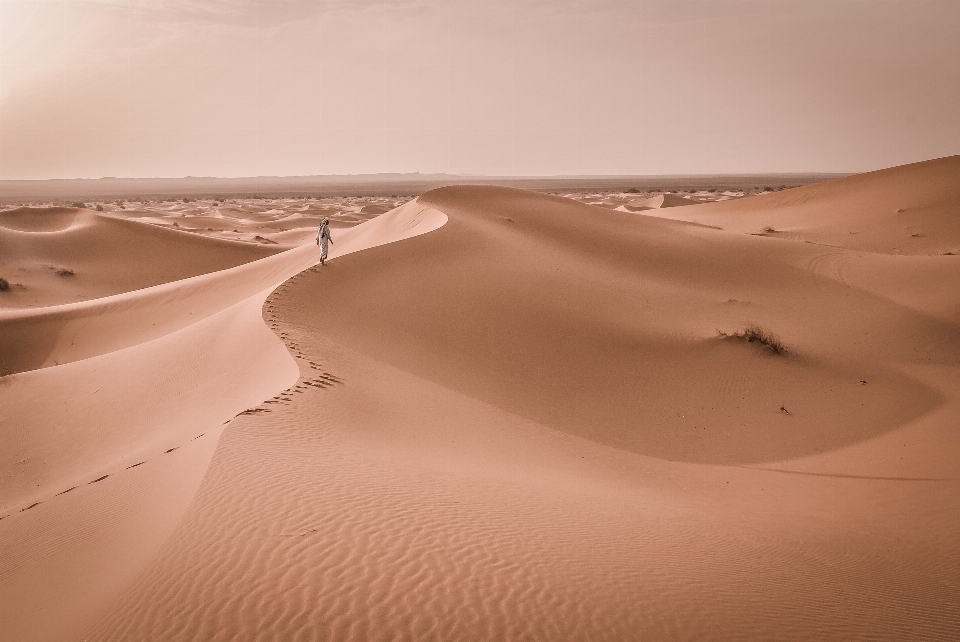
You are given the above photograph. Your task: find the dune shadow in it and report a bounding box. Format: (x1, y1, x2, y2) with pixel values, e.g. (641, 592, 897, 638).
(272, 186, 952, 465)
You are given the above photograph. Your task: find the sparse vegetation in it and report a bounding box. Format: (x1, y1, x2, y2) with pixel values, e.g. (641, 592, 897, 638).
(95, 204, 104, 211)
(719, 325, 786, 355)
(0, 277, 9, 291)
(55, 268, 74, 277)
(761, 226, 778, 234)
(71, 201, 85, 208)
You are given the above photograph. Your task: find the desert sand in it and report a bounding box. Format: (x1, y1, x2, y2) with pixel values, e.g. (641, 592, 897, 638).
(1, 156, 959, 641)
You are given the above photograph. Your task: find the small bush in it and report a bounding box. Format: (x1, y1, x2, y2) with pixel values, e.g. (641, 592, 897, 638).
(95, 204, 104, 211)
(720, 325, 786, 355)
(0, 277, 9, 291)
(71, 201, 85, 208)
(761, 226, 777, 234)
(55, 268, 74, 277)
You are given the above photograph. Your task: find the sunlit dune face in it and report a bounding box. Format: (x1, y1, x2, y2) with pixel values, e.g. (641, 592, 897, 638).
(2, 159, 960, 641)
(0, 195, 411, 308)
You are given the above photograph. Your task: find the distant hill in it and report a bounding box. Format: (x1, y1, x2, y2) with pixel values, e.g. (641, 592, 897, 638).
(0, 173, 842, 203)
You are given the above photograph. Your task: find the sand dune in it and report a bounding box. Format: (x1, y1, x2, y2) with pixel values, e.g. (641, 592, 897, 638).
(0, 200, 445, 641)
(2, 158, 959, 641)
(0, 206, 281, 309)
(624, 192, 704, 210)
(653, 155, 960, 255)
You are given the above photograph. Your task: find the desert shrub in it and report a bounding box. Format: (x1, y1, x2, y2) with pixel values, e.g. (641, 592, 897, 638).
(719, 325, 786, 355)
(0, 277, 9, 291)
(95, 204, 104, 211)
(761, 226, 777, 234)
(71, 201, 85, 208)
(55, 268, 74, 277)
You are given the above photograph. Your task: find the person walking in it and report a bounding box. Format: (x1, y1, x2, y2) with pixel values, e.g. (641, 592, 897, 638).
(316, 217, 333, 265)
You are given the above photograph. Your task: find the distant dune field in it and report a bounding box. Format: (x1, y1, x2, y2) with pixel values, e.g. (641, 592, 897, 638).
(1, 157, 959, 641)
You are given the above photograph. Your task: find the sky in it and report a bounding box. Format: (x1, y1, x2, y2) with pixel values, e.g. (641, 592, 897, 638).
(1, 0, 958, 179)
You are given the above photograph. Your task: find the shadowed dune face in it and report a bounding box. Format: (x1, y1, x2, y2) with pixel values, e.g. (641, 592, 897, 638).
(0, 201, 446, 642)
(0, 206, 82, 232)
(0, 208, 281, 309)
(3, 162, 959, 641)
(277, 186, 945, 465)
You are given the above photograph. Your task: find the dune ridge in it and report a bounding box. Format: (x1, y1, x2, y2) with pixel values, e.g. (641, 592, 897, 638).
(0, 199, 446, 641)
(3, 158, 960, 641)
(0, 207, 283, 310)
(80, 157, 960, 641)
(653, 154, 960, 254)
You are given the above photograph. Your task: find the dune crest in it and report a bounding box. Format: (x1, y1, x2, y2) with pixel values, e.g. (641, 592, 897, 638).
(4, 158, 960, 641)
(83, 160, 960, 641)
(654, 155, 960, 254)
(0, 206, 86, 233)
(0, 199, 446, 642)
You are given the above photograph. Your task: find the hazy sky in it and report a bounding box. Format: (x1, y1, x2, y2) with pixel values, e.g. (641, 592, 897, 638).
(1, 0, 958, 179)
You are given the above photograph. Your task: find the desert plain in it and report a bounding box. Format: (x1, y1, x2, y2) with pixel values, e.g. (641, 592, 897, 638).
(1, 156, 960, 640)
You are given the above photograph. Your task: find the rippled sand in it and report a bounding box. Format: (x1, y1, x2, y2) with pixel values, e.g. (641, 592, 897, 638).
(2, 157, 959, 641)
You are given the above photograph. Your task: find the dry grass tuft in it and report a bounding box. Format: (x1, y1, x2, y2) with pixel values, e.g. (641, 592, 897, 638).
(719, 325, 786, 355)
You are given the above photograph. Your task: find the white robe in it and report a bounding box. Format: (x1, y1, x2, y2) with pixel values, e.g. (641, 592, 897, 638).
(316, 223, 331, 260)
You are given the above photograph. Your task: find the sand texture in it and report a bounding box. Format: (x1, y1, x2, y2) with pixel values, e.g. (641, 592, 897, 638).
(2, 158, 959, 641)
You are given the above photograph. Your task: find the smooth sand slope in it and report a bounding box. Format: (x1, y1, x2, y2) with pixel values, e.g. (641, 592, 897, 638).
(0, 206, 282, 309)
(2, 157, 959, 641)
(0, 201, 446, 642)
(651, 155, 960, 255)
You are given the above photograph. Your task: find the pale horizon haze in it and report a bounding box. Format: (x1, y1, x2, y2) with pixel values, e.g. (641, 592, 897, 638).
(1, 0, 958, 180)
